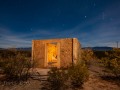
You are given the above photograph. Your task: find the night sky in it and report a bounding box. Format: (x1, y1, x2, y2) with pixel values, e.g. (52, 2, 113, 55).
(0, 0, 120, 48)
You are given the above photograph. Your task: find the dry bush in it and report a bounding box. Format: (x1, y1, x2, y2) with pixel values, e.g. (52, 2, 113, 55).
(41, 63, 89, 90)
(68, 61, 89, 89)
(101, 48, 120, 77)
(81, 49, 94, 66)
(41, 67, 68, 90)
(0, 49, 31, 82)
(93, 51, 107, 59)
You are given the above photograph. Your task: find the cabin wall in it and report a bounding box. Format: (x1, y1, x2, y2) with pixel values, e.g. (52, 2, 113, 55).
(32, 38, 80, 68)
(60, 38, 73, 67)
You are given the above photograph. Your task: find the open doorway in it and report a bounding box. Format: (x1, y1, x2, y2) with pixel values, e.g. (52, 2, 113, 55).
(46, 42, 60, 68)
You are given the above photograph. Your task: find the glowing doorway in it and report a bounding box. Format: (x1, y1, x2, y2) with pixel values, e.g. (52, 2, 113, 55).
(46, 43, 59, 67)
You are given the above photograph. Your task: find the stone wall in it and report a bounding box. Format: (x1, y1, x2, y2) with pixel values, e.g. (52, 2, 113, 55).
(60, 38, 73, 67)
(32, 38, 81, 68)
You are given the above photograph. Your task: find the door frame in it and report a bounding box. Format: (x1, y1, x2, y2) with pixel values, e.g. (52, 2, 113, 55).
(45, 42, 60, 68)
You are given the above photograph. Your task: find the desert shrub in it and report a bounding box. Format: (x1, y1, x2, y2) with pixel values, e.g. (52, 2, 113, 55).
(0, 50, 31, 81)
(41, 67, 68, 90)
(93, 51, 107, 59)
(81, 49, 94, 66)
(101, 48, 120, 77)
(41, 62, 89, 89)
(68, 61, 89, 88)
(0, 49, 31, 59)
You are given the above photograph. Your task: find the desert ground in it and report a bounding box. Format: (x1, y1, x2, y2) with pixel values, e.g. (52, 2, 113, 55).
(83, 59, 120, 90)
(0, 58, 120, 90)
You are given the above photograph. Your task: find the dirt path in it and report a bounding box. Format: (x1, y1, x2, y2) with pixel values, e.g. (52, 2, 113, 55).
(83, 59, 120, 90)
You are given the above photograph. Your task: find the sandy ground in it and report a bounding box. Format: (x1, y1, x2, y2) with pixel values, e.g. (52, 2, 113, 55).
(0, 79, 41, 90)
(0, 69, 49, 90)
(83, 59, 120, 90)
(0, 60, 120, 90)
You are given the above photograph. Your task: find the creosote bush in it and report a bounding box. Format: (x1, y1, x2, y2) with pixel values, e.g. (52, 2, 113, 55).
(41, 67, 68, 90)
(0, 49, 31, 82)
(41, 61, 89, 90)
(101, 48, 120, 77)
(68, 61, 89, 88)
(81, 49, 94, 66)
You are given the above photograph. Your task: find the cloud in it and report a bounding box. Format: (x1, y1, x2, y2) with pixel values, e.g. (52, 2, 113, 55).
(0, 28, 31, 48)
(0, 27, 59, 48)
(0, 1, 120, 48)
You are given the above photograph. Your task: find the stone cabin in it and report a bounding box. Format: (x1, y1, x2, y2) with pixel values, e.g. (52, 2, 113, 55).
(32, 38, 81, 68)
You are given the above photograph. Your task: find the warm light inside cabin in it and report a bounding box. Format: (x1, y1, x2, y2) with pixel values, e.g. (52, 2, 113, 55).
(47, 43, 58, 62)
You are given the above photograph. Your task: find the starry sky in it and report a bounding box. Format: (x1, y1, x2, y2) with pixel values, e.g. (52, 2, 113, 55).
(0, 0, 120, 48)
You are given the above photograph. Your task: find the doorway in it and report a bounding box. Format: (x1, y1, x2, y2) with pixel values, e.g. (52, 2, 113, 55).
(46, 42, 60, 68)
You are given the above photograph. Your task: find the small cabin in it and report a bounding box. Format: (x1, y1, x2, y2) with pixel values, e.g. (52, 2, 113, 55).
(32, 38, 81, 68)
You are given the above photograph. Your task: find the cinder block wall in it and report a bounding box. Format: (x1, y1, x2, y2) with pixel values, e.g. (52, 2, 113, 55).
(32, 38, 80, 68)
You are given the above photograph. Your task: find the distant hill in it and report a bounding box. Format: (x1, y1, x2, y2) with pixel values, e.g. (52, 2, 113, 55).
(0, 48, 3, 50)
(17, 47, 31, 51)
(0, 47, 31, 51)
(82, 47, 113, 51)
(82, 47, 92, 50)
(92, 47, 113, 51)
(0, 46, 114, 51)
